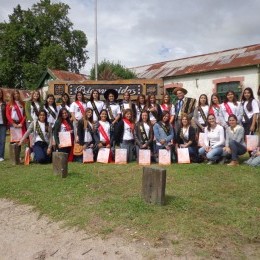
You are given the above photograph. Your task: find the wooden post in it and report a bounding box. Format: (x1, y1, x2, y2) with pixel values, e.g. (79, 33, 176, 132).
(9, 143, 20, 165)
(142, 167, 166, 205)
(52, 152, 68, 178)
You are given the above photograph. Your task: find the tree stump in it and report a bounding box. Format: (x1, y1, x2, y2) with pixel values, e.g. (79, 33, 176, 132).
(142, 167, 166, 205)
(52, 152, 68, 178)
(9, 143, 20, 165)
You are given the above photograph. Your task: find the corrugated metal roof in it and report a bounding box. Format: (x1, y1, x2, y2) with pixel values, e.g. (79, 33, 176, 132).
(131, 44, 260, 79)
(49, 69, 88, 81)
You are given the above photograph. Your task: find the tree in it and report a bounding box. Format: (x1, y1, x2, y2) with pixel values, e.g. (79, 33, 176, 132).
(90, 60, 137, 80)
(0, 0, 88, 89)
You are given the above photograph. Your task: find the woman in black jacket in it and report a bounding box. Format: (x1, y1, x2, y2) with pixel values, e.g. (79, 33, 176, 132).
(134, 110, 154, 160)
(175, 113, 199, 163)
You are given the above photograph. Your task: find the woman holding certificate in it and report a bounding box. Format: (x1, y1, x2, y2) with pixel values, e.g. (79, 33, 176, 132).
(6, 90, 27, 143)
(19, 109, 52, 164)
(53, 108, 74, 162)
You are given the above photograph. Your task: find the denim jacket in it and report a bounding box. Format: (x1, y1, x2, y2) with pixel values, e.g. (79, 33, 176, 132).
(153, 122, 174, 146)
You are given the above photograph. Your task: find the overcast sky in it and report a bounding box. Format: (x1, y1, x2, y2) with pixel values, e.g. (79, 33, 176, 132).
(1, 0, 260, 75)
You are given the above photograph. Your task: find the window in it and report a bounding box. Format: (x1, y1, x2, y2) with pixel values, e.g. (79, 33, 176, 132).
(217, 81, 241, 102)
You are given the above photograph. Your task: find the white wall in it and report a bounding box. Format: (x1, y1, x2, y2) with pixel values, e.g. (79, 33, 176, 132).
(164, 67, 259, 101)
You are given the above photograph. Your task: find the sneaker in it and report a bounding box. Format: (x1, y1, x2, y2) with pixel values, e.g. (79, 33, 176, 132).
(0, 158, 4, 162)
(207, 161, 214, 165)
(227, 160, 238, 166)
(30, 152, 35, 161)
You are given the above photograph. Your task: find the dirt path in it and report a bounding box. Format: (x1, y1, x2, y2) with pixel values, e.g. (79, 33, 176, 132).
(0, 199, 174, 260)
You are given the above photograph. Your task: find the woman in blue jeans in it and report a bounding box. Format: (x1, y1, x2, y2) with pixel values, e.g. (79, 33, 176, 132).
(199, 114, 225, 164)
(0, 88, 7, 162)
(222, 114, 247, 166)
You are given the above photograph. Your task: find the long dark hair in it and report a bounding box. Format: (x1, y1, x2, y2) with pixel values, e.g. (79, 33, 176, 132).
(147, 94, 157, 107)
(241, 87, 255, 112)
(224, 91, 238, 105)
(75, 91, 86, 103)
(99, 109, 109, 122)
(57, 107, 70, 122)
(38, 109, 49, 132)
(198, 94, 209, 107)
(90, 90, 100, 102)
(61, 93, 71, 107)
(139, 110, 151, 125)
(122, 108, 134, 123)
(9, 90, 25, 107)
(209, 93, 220, 106)
(161, 110, 170, 125)
(0, 88, 4, 102)
(206, 114, 216, 131)
(85, 107, 94, 123)
(45, 94, 57, 112)
(136, 94, 146, 107)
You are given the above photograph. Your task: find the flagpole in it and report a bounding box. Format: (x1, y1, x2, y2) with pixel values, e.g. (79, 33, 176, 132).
(94, 0, 98, 81)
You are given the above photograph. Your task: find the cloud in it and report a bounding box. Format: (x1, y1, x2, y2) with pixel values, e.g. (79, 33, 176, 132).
(1, 0, 260, 74)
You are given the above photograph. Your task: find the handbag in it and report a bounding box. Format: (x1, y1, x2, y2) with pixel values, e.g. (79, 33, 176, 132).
(73, 143, 83, 156)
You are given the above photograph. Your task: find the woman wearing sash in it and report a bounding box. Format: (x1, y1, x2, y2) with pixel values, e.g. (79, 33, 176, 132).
(192, 94, 209, 133)
(241, 87, 259, 135)
(70, 91, 87, 140)
(0, 88, 7, 162)
(198, 114, 225, 164)
(209, 94, 221, 125)
(222, 114, 246, 166)
(160, 94, 175, 125)
(153, 111, 174, 160)
(96, 109, 113, 162)
(53, 108, 74, 162)
(25, 90, 43, 127)
(176, 114, 199, 163)
(103, 89, 121, 149)
(6, 90, 27, 142)
(44, 94, 58, 128)
(120, 91, 137, 121)
(147, 94, 162, 125)
(220, 91, 243, 128)
(57, 93, 71, 113)
(77, 108, 97, 161)
(134, 110, 154, 161)
(19, 109, 52, 164)
(115, 108, 135, 162)
(87, 90, 104, 123)
(135, 94, 147, 123)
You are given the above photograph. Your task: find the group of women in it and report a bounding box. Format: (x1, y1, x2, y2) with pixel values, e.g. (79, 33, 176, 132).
(0, 86, 259, 166)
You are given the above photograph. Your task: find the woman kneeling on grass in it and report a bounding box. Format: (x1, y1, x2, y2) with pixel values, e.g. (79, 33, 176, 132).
(198, 114, 225, 164)
(19, 109, 52, 164)
(222, 114, 247, 166)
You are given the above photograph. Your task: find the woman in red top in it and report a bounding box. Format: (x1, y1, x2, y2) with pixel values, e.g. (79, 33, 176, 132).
(6, 90, 27, 143)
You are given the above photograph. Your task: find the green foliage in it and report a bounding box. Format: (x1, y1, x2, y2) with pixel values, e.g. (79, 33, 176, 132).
(0, 0, 88, 89)
(90, 60, 137, 80)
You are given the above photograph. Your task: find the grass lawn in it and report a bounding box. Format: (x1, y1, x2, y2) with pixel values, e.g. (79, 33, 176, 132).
(0, 143, 259, 258)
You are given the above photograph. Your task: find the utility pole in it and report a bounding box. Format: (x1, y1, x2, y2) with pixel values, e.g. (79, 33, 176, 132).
(94, 0, 98, 81)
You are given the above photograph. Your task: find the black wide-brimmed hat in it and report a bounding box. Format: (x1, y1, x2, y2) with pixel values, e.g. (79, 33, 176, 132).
(104, 89, 118, 100)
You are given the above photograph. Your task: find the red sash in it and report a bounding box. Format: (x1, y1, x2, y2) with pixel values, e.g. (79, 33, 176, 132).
(223, 102, 233, 116)
(161, 104, 171, 111)
(13, 102, 26, 135)
(76, 101, 85, 116)
(209, 104, 220, 115)
(62, 119, 74, 162)
(13, 102, 23, 123)
(98, 123, 110, 145)
(123, 118, 134, 132)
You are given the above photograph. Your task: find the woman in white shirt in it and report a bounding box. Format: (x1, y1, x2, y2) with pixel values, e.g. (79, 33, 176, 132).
(19, 109, 52, 164)
(241, 87, 259, 135)
(70, 91, 87, 139)
(44, 94, 58, 128)
(220, 91, 243, 128)
(135, 94, 147, 123)
(87, 90, 104, 122)
(57, 93, 71, 113)
(198, 114, 225, 164)
(209, 94, 222, 125)
(192, 94, 209, 133)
